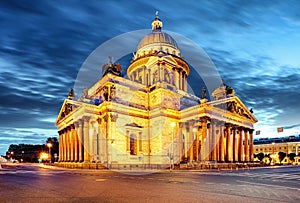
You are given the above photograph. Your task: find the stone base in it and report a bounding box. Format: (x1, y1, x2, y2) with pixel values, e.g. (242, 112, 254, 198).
(55, 162, 172, 170)
(54, 161, 263, 171)
(179, 162, 263, 170)
(55, 162, 106, 169)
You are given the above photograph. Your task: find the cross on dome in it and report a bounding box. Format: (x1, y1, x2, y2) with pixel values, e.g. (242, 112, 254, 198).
(152, 11, 163, 31)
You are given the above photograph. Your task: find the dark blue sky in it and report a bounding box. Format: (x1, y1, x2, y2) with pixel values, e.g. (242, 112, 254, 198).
(1, 0, 300, 155)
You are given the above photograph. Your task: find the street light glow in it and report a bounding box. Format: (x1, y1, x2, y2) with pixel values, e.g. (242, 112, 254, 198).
(40, 152, 49, 160)
(47, 142, 52, 163)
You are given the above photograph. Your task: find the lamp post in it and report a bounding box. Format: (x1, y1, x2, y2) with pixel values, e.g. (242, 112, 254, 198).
(272, 142, 275, 165)
(193, 127, 197, 162)
(47, 143, 52, 163)
(170, 122, 176, 170)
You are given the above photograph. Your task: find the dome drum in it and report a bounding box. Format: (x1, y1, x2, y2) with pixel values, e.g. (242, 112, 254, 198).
(127, 14, 189, 91)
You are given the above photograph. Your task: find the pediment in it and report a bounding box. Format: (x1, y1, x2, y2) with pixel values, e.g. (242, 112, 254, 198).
(55, 99, 80, 125)
(146, 54, 178, 67)
(211, 96, 257, 123)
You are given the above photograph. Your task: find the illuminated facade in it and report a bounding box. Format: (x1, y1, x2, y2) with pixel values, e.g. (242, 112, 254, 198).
(254, 137, 300, 155)
(56, 15, 257, 168)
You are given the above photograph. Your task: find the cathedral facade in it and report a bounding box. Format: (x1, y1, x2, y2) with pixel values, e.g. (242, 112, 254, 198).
(56, 15, 257, 169)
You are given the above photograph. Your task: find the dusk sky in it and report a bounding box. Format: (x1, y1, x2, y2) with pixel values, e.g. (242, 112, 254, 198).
(1, 0, 300, 155)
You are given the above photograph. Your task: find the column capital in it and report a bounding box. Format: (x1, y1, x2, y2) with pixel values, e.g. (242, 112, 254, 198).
(74, 121, 81, 128)
(225, 123, 233, 128)
(210, 119, 217, 125)
(103, 114, 109, 122)
(243, 128, 250, 133)
(237, 126, 244, 131)
(214, 120, 224, 126)
(70, 124, 75, 129)
(231, 125, 239, 130)
(82, 116, 90, 122)
(97, 117, 102, 124)
(111, 114, 118, 122)
(249, 129, 254, 134)
(200, 116, 209, 123)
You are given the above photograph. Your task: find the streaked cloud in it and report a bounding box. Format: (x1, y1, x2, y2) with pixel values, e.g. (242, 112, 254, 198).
(0, 0, 300, 154)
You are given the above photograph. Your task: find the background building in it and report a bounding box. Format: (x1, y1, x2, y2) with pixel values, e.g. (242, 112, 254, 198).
(56, 15, 257, 169)
(254, 135, 300, 164)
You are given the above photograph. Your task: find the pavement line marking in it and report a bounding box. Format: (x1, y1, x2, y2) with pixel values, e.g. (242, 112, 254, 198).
(220, 183, 231, 186)
(95, 178, 106, 182)
(236, 180, 300, 191)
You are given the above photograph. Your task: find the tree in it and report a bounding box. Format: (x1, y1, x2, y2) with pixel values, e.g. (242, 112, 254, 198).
(278, 152, 286, 163)
(256, 152, 264, 161)
(288, 153, 296, 161)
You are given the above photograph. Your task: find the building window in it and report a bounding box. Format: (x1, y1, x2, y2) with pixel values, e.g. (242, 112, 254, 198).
(130, 134, 137, 155)
(126, 131, 130, 151)
(139, 132, 142, 151)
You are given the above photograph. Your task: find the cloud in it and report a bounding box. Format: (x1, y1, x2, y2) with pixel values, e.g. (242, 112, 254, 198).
(1, 0, 300, 154)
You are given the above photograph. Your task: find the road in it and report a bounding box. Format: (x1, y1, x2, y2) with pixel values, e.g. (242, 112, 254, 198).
(0, 163, 299, 203)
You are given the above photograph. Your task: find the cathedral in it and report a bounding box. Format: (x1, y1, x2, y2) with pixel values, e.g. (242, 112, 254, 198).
(56, 14, 257, 169)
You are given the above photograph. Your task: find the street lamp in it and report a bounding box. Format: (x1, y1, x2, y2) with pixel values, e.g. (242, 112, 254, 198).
(170, 122, 176, 170)
(47, 143, 52, 163)
(272, 142, 275, 165)
(193, 127, 197, 161)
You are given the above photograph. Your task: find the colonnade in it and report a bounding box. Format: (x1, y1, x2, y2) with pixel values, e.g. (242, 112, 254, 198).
(177, 118, 254, 163)
(59, 115, 254, 164)
(58, 114, 118, 163)
(130, 63, 187, 91)
(58, 116, 91, 162)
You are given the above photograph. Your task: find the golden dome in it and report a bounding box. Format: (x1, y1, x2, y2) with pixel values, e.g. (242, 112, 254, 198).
(134, 13, 180, 59)
(137, 31, 178, 50)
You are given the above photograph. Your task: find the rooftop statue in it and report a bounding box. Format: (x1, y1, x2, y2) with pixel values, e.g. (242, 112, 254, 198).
(102, 56, 123, 77)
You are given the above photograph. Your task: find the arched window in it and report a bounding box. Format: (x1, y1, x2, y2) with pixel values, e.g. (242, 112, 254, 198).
(130, 134, 137, 155)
